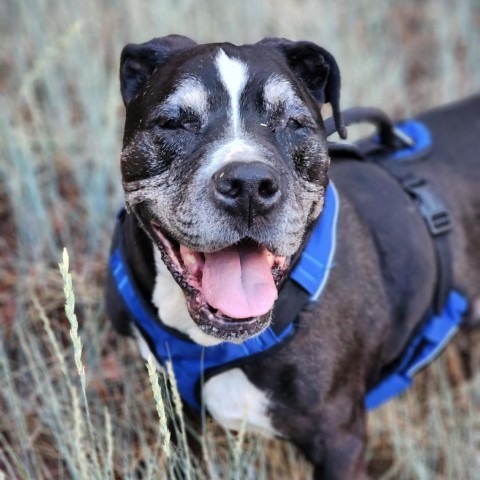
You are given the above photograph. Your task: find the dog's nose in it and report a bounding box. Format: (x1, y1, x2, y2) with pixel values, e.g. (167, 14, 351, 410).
(212, 161, 282, 221)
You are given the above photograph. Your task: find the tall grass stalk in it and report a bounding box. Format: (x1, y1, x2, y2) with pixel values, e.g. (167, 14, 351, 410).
(166, 360, 193, 480)
(59, 249, 86, 394)
(232, 410, 248, 480)
(103, 408, 114, 480)
(59, 248, 102, 477)
(146, 355, 172, 459)
(34, 296, 71, 384)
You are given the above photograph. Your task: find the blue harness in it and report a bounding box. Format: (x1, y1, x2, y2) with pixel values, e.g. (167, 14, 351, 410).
(110, 119, 468, 412)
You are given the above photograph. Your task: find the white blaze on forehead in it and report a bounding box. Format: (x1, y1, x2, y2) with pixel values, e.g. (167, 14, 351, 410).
(263, 74, 303, 110)
(165, 77, 209, 115)
(215, 49, 249, 135)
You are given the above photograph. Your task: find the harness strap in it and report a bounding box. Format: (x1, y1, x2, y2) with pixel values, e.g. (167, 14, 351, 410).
(271, 182, 340, 334)
(271, 280, 309, 335)
(399, 173, 453, 313)
(365, 290, 467, 410)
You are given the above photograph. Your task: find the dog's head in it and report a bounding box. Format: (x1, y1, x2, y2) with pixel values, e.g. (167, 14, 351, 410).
(119, 35, 345, 342)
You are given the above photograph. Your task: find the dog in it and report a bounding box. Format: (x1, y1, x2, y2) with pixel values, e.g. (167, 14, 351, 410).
(105, 34, 480, 479)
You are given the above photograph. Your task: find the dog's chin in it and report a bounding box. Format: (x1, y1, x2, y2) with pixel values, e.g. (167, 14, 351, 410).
(185, 302, 273, 342)
(148, 221, 290, 342)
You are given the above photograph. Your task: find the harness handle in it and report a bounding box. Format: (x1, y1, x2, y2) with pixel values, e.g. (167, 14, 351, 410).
(324, 106, 413, 149)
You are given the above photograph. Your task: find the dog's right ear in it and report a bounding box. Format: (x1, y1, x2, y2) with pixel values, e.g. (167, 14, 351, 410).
(259, 37, 347, 139)
(120, 35, 197, 106)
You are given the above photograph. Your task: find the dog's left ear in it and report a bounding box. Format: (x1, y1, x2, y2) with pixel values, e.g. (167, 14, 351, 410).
(260, 38, 347, 139)
(120, 35, 197, 106)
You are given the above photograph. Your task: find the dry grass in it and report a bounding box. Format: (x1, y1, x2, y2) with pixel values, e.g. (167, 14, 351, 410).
(1, 0, 480, 478)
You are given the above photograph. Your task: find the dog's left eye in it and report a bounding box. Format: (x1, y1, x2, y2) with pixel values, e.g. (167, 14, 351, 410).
(286, 118, 306, 130)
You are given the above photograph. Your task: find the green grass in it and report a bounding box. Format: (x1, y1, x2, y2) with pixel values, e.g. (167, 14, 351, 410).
(1, 0, 480, 478)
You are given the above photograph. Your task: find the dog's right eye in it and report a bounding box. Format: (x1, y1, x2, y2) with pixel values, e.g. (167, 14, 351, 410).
(162, 118, 184, 130)
(159, 114, 200, 133)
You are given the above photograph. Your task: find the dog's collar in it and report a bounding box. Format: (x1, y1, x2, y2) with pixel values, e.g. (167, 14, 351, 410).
(109, 184, 339, 410)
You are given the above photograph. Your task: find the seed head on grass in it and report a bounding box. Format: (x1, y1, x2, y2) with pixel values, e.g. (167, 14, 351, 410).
(58, 248, 101, 475)
(59, 248, 85, 390)
(146, 355, 171, 458)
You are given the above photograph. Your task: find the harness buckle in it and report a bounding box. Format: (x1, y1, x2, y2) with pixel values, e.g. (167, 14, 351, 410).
(401, 174, 453, 236)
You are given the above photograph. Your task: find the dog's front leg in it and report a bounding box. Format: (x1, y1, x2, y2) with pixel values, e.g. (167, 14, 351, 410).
(294, 396, 367, 480)
(312, 422, 367, 480)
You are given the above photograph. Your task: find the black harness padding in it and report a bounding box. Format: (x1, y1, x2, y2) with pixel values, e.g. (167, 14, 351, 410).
(271, 279, 310, 335)
(326, 107, 453, 314)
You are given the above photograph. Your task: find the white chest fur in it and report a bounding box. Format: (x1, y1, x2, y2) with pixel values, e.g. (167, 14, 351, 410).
(203, 368, 281, 438)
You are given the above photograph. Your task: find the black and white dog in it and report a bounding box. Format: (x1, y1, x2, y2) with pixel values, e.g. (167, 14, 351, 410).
(106, 35, 480, 479)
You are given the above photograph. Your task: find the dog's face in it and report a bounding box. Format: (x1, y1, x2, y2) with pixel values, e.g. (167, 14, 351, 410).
(119, 35, 345, 342)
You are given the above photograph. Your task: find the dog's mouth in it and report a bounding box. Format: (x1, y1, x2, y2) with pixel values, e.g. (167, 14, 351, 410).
(150, 221, 289, 341)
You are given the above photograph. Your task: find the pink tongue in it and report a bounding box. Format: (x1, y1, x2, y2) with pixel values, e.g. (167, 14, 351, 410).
(203, 244, 277, 319)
